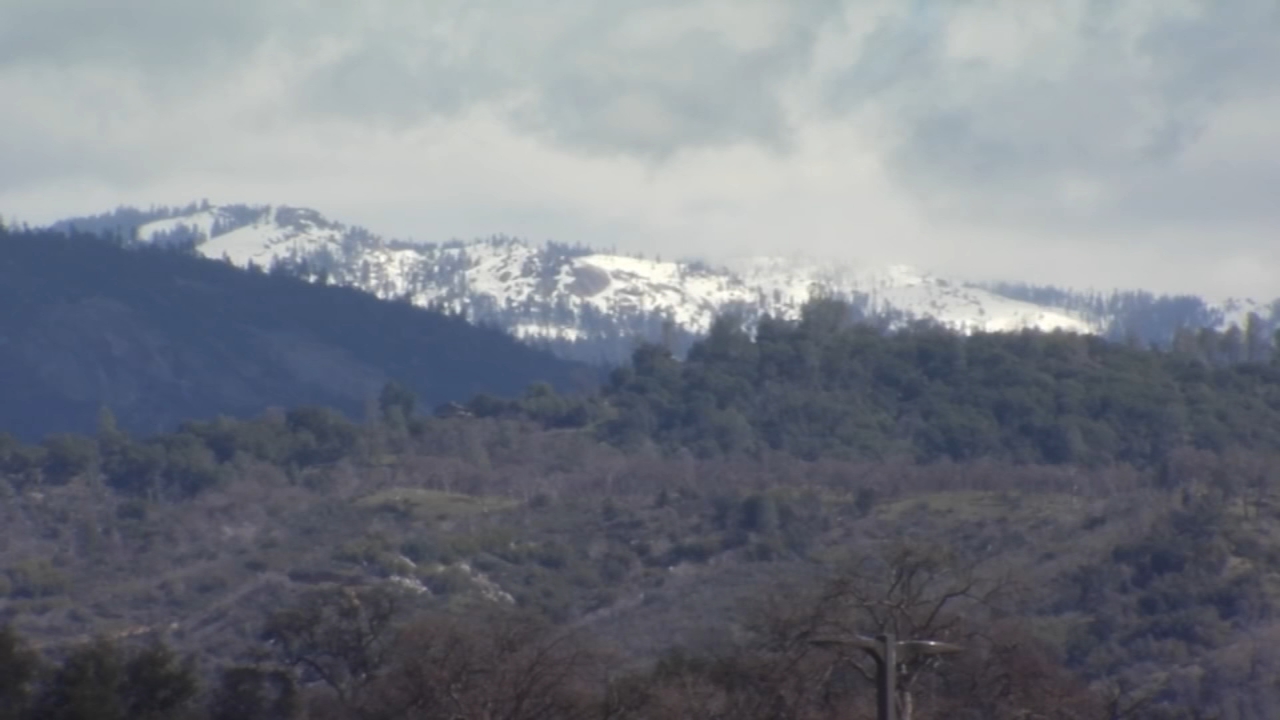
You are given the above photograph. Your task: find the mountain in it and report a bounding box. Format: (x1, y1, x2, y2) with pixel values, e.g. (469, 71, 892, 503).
(980, 280, 1280, 348)
(6, 313, 1280, 717)
(52, 202, 1280, 362)
(0, 223, 590, 441)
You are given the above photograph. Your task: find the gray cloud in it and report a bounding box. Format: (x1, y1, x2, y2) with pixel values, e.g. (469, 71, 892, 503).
(290, 1, 841, 157)
(0, 0, 278, 78)
(821, 0, 1280, 235)
(1, 0, 1278, 298)
(509, 29, 795, 157)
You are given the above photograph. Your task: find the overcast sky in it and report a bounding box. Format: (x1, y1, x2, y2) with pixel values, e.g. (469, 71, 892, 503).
(1, 0, 1277, 299)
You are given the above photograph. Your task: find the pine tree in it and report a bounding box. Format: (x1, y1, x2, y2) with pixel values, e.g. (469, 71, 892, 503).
(207, 667, 297, 720)
(33, 639, 125, 720)
(1245, 312, 1266, 363)
(0, 626, 40, 720)
(1171, 326, 1197, 356)
(1196, 328, 1220, 365)
(1222, 324, 1245, 365)
(377, 381, 417, 424)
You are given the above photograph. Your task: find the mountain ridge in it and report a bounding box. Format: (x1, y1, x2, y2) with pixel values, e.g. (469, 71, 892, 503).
(49, 202, 1279, 362)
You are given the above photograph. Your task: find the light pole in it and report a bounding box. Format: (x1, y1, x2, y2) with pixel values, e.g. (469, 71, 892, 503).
(809, 632, 963, 720)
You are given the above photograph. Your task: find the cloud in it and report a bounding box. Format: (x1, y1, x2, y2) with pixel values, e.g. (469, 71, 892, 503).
(0, 0, 279, 81)
(288, 0, 842, 157)
(820, 0, 1280, 235)
(0, 0, 1277, 299)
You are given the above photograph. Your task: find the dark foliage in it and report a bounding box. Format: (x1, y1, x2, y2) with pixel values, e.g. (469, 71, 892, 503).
(23, 637, 198, 720)
(0, 225, 594, 441)
(471, 305, 1280, 466)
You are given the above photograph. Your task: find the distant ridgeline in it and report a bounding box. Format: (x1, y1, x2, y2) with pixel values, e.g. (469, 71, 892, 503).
(49, 204, 670, 363)
(983, 280, 1280, 351)
(49, 200, 231, 246)
(44, 203, 1280, 364)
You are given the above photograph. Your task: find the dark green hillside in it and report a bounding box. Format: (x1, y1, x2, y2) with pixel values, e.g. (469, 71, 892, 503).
(478, 305, 1280, 466)
(0, 225, 592, 440)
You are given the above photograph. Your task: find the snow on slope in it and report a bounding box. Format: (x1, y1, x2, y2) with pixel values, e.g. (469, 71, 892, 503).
(728, 257, 1094, 334)
(124, 204, 1131, 346)
(200, 213, 341, 268)
(137, 206, 347, 267)
(136, 210, 220, 242)
(558, 253, 760, 331)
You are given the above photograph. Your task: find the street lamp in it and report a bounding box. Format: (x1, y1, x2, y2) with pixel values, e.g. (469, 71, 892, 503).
(809, 632, 963, 720)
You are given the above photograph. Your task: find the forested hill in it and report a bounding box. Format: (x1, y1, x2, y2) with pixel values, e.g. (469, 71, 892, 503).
(476, 304, 1280, 467)
(8, 296, 1280, 717)
(0, 225, 591, 441)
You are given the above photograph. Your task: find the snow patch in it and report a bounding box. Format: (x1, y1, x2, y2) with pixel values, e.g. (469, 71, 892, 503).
(113, 203, 1272, 350)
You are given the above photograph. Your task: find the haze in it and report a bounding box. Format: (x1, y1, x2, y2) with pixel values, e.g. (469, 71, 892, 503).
(1, 0, 1277, 300)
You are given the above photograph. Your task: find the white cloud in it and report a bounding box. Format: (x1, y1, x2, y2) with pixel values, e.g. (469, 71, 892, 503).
(0, 0, 1276, 299)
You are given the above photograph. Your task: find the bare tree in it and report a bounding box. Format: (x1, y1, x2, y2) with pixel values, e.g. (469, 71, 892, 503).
(367, 607, 604, 720)
(262, 585, 404, 716)
(933, 619, 1104, 720)
(827, 542, 1013, 716)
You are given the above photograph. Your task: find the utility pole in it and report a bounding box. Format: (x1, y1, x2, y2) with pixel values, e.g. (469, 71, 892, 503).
(810, 633, 963, 720)
(879, 633, 897, 720)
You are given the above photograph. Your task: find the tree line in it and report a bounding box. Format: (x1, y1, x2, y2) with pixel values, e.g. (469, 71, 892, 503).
(1, 540, 1119, 720)
(9, 300, 1280, 500)
(472, 301, 1280, 466)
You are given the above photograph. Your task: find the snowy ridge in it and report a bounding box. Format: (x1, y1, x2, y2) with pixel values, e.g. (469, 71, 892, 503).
(105, 203, 1274, 360)
(136, 211, 219, 242)
(725, 256, 1093, 334)
(134, 204, 1096, 338)
(136, 206, 349, 268)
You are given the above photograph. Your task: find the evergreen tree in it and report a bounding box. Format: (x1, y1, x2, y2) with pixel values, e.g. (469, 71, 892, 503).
(1196, 328, 1220, 365)
(1222, 324, 1245, 365)
(377, 380, 418, 426)
(32, 639, 125, 720)
(31, 639, 197, 720)
(207, 667, 298, 720)
(1245, 312, 1267, 363)
(0, 626, 39, 720)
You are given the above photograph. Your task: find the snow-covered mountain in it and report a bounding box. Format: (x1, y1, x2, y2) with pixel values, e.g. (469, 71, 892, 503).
(51, 202, 1279, 362)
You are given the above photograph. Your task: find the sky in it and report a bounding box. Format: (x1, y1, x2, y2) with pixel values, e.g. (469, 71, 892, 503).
(1, 0, 1277, 300)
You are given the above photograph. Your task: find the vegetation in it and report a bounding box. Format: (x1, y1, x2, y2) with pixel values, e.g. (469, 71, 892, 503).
(6, 252, 1280, 716)
(1, 551, 1112, 720)
(475, 305, 1280, 467)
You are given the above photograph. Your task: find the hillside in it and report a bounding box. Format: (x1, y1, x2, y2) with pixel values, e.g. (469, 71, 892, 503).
(5, 326, 1280, 717)
(0, 225, 591, 441)
(7, 209, 1280, 719)
(53, 202, 1280, 362)
(463, 309, 1280, 469)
